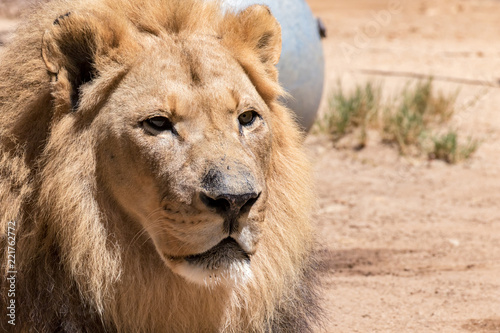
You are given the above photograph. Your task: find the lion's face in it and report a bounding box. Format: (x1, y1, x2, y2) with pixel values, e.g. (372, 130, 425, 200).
(40, 3, 283, 287)
(94, 35, 272, 286)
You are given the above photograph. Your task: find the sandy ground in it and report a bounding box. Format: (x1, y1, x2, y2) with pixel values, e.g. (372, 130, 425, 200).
(306, 0, 500, 332)
(1, 0, 499, 332)
(0, 18, 17, 46)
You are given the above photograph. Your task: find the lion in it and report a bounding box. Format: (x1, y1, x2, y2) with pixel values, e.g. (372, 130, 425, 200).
(0, 0, 321, 331)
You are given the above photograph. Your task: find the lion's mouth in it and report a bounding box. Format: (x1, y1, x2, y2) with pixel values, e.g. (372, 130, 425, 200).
(163, 236, 254, 285)
(183, 237, 250, 270)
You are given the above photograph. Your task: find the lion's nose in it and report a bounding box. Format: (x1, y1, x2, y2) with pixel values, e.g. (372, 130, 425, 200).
(200, 166, 261, 232)
(200, 191, 260, 219)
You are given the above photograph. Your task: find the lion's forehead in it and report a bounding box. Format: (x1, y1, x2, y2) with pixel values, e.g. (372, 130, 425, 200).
(116, 38, 266, 119)
(135, 36, 246, 86)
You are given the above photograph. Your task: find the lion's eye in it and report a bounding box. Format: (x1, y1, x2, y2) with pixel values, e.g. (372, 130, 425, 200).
(238, 111, 258, 127)
(143, 116, 173, 134)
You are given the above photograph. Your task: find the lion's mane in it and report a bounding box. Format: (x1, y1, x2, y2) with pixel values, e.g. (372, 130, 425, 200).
(0, 0, 321, 331)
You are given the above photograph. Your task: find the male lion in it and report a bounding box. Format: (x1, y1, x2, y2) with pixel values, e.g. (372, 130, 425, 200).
(0, 0, 321, 331)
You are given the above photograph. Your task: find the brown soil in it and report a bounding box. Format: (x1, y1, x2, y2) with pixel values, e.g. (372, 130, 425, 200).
(306, 0, 500, 332)
(1, 1, 499, 332)
(0, 0, 35, 18)
(0, 18, 17, 46)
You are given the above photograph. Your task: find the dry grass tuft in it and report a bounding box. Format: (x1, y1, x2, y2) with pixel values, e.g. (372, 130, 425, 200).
(315, 82, 381, 149)
(429, 131, 479, 164)
(314, 79, 478, 163)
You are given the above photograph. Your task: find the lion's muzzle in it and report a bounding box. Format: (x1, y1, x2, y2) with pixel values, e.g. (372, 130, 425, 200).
(200, 166, 261, 234)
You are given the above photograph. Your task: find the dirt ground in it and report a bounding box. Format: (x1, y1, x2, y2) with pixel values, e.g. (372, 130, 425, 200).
(306, 0, 500, 332)
(1, 0, 499, 332)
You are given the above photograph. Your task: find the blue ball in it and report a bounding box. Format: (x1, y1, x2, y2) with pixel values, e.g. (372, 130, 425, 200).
(223, 0, 325, 131)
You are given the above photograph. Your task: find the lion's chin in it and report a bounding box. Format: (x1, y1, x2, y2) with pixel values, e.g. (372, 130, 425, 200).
(164, 238, 254, 287)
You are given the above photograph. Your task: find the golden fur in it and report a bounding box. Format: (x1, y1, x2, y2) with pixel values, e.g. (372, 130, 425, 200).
(0, 0, 320, 331)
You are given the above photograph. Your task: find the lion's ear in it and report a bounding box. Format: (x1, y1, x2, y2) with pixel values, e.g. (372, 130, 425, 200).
(42, 12, 126, 110)
(235, 5, 282, 66)
(221, 5, 283, 102)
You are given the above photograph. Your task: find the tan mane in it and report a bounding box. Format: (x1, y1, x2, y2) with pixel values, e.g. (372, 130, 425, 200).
(0, 0, 320, 331)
